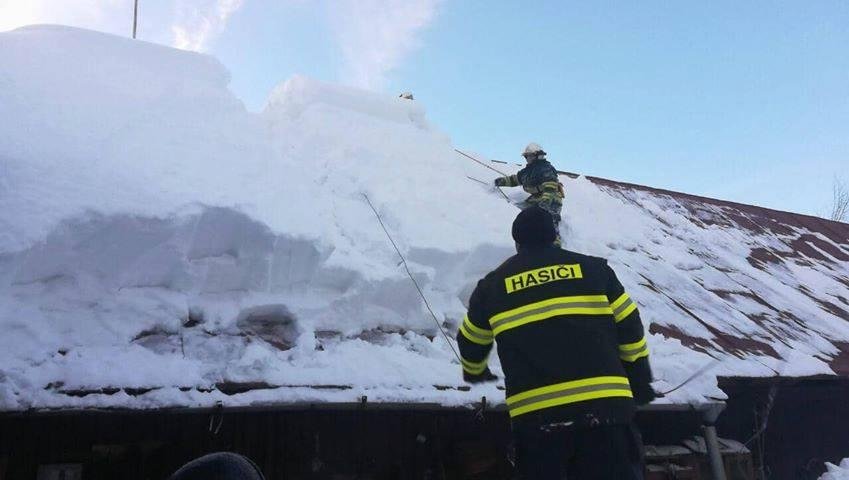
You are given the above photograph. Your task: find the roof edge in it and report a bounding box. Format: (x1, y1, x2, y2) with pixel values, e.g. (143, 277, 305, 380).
(583, 175, 847, 228)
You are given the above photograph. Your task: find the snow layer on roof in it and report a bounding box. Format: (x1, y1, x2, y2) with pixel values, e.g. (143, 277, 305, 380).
(1, 25, 848, 412)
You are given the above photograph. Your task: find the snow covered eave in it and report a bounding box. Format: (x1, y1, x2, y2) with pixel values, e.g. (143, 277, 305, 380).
(0, 397, 726, 418)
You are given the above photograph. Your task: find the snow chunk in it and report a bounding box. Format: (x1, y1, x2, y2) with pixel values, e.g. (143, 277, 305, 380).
(820, 459, 849, 480)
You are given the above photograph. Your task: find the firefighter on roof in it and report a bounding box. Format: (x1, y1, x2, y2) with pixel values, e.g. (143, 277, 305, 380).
(494, 143, 565, 244)
(457, 206, 655, 480)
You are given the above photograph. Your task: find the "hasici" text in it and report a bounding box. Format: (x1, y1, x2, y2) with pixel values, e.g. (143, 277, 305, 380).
(504, 264, 583, 293)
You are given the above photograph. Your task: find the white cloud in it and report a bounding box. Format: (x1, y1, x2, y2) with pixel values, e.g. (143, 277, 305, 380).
(0, 0, 128, 35)
(172, 0, 244, 52)
(0, 0, 243, 52)
(326, 0, 443, 91)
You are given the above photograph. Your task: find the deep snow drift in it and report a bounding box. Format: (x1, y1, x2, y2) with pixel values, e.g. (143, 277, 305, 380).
(1, 26, 848, 411)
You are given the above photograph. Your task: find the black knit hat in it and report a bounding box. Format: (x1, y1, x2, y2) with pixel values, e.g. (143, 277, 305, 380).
(512, 206, 556, 246)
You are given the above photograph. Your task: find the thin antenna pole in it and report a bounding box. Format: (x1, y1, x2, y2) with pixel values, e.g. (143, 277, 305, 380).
(132, 0, 139, 39)
(362, 193, 462, 364)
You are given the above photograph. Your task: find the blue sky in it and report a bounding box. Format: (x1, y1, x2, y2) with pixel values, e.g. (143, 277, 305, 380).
(3, 0, 847, 216)
(378, 1, 849, 217)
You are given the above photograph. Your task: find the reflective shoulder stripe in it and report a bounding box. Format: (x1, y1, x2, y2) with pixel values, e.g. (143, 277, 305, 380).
(610, 292, 638, 323)
(506, 376, 632, 417)
(461, 357, 488, 375)
(459, 315, 493, 345)
(619, 336, 649, 362)
(489, 295, 612, 336)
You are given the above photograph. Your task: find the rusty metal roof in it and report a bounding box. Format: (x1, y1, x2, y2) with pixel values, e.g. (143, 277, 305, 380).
(583, 174, 849, 376)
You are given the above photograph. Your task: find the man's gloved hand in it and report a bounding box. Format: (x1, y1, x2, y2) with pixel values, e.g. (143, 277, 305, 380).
(632, 383, 657, 406)
(494, 177, 508, 187)
(463, 367, 498, 384)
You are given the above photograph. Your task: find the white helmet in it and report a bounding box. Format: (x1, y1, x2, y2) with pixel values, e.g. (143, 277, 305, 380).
(523, 142, 546, 159)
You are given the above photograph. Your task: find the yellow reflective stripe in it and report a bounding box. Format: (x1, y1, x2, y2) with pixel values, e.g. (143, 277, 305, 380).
(459, 315, 493, 345)
(506, 376, 632, 417)
(492, 306, 612, 335)
(524, 182, 561, 195)
(614, 302, 637, 323)
(461, 357, 488, 375)
(610, 293, 638, 323)
(460, 323, 492, 345)
(491, 296, 609, 323)
(489, 296, 612, 336)
(510, 389, 633, 417)
(506, 375, 629, 404)
(610, 293, 630, 310)
(463, 315, 492, 337)
(619, 337, 649, 362)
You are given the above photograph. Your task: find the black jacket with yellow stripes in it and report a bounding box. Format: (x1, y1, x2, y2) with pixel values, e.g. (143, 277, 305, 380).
(457, 245, 654, 428)
(498, 159, 564, 200)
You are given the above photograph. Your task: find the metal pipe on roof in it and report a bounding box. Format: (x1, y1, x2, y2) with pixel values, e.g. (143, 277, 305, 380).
(704, 425, 728, 480)
(702, 403, 728, 480)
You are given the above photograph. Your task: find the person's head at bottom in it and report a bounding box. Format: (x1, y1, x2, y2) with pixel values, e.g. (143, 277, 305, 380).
(169, 452, 265, 480)
(512, 206, 557, 252)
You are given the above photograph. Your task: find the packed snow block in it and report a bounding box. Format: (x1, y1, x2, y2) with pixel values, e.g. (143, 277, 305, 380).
(118, 242, 191, 291)
(0, 253, 16, 287)
(300, 265, 352, 296)
(265, 75, 431, 130)
(197, 254, 271, 293)
(408, 244, 511, 285)
(11, 214, 179, 287)
(185, 208, 278, 293)
(360, 275, 434, 329)
(314, 277, 427, 334)
(266, 237, 328, 291)
(187, 208, 275, 260)
(0, 26, 274, 254)
(0, 25, 235, 162)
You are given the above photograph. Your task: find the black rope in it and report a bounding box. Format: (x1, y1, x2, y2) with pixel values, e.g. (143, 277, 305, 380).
(362, 193, 462, 364)
(659, 358, 721, 396)
(466, 175, 512, 203)
(454, 149, 508, 175)
(455, 150, 514, 201)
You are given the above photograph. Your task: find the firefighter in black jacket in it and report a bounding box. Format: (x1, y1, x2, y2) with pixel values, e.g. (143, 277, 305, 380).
(457, 206, 655, 480)
(494, 143, 565, 244)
